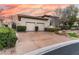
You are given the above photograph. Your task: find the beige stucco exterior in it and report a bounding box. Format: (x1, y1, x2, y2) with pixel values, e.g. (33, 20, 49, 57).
(16, 18, 50, 31)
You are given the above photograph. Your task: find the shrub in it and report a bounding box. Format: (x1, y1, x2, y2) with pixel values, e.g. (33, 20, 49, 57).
(45, 28, 59, 32)
(68, 32, 79, 38)
(0, 27, 17, 50)
(17, 26, 26, 32)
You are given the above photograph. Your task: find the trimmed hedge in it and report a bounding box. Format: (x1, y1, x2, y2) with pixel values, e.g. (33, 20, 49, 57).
(0, 27, 17, 50)
(45, 28, 59, 32)
(16, 26, 26, 32)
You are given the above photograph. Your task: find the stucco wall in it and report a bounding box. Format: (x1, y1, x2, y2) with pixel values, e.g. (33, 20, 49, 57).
(16, 18, 49, 28)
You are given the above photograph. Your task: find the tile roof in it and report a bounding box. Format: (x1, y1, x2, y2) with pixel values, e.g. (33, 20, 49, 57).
(18, 14, 48, 21)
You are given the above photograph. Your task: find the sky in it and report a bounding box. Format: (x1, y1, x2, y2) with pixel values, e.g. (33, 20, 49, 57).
(0, 4, 70, 17)
(75, 4, 79, 8)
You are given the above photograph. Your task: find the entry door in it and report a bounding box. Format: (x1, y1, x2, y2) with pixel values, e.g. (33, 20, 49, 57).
(26, 23, 35, 31)
(37, 23, 45, 31)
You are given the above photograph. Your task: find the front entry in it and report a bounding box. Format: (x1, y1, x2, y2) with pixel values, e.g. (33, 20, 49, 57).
(35, 26, 38, 32)
(12, 22, 16, 29)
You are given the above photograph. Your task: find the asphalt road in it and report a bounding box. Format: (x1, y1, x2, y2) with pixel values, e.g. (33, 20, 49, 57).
(43, 43, 79, 55)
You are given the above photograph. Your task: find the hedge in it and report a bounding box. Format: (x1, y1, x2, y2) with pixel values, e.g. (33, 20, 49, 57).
(0, 27, 17, 50)
(16, 26, 26, 32)
(45, 28, 59, 32)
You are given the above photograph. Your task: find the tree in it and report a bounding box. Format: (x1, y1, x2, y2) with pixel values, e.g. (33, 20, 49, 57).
(63, 5, 78, 29)
(54, 5, 79, 29)
(54, 8, 63, 17)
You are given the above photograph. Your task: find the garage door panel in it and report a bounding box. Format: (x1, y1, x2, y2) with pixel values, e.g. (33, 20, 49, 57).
(37, 24, 45, 31)
(26, 22, 45, 31)
(26, 23, 35, 31)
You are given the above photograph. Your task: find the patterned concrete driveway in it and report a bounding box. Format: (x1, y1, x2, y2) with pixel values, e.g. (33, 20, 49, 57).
(0, 32, 70, 55)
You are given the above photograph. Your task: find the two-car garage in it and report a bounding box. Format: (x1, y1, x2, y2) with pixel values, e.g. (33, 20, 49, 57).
(26, 22, 45, 31)
(17, 14, 48, 32)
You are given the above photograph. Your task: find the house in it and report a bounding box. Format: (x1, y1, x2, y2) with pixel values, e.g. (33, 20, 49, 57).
(5, 14, 60, 31)
(41, 15, 60, 28)
(12, 14, 50, 31)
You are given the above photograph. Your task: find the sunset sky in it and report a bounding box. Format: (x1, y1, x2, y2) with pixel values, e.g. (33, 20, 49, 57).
(0, 4, 70, 17)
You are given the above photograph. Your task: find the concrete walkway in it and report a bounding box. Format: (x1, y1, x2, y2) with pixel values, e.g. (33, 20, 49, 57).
(0, 32, 70, 55)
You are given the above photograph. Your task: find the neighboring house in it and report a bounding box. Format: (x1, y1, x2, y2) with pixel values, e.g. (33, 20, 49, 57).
(41, 15, 60, 28)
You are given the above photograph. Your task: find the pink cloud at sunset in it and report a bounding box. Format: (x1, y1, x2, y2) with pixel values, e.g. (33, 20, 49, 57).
(0, 4, 70, 17)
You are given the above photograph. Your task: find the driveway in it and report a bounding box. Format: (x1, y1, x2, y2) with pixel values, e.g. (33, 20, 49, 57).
(0, 32, 70, 55)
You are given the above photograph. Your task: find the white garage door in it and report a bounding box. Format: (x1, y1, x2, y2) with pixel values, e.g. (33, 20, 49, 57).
(26, 23, 35, 31)
(37, 23, 45, 31)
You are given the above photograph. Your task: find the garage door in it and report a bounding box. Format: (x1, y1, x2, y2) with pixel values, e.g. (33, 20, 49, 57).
(26, 22, 35, 31)
(37, 23, 45, 31)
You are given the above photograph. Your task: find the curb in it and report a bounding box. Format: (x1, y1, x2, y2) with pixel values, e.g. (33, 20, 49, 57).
(25, 40, 79, 55)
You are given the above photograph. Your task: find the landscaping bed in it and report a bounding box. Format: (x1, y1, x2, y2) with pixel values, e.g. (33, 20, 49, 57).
(67, 31, 79, 40)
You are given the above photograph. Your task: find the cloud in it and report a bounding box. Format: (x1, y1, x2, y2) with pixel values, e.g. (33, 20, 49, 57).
(0, 4, 70, 17)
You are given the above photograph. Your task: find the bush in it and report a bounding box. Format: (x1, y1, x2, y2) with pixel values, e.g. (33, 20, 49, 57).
(0, 27, 17, 50)
(17, 26, 26, 32)
(68, 32, 79, 38)
(45, 28, 59, 32)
